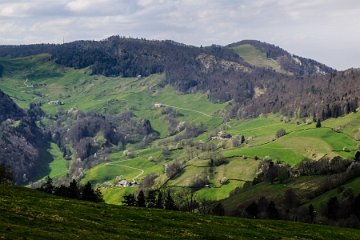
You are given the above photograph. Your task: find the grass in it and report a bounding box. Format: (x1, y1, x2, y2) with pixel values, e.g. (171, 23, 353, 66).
(102, 187, 137, 205)
(47, 143, 69, 179)
(288, 128, 358, 158)
(308, 177, 360, 210)
(81, 148, 164, 186)
(0, 56, 225, 137)
(1, 185, 360, 240)
(224, 142, 305, 165)
(222, 175, 327, 214)
(231, 44, 288, 74)
(323, 112, 360, 137)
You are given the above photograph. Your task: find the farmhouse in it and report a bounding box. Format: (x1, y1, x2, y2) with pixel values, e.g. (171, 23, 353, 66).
(48, 100, 64, 105)
(210, 132, 233, 140)
(154, 103, 164, 108)
(117, 179, 137, 187)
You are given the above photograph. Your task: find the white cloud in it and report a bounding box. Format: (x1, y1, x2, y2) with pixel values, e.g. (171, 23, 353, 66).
(0, 0, 360, 69)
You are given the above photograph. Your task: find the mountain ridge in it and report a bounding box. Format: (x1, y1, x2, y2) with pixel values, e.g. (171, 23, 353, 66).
(0, 36, 358, 120)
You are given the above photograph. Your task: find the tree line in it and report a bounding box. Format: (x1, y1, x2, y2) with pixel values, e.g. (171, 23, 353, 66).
(38, 176, 103, 203)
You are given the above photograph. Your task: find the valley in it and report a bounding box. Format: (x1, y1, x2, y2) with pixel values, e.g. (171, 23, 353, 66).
(1, 38, 360, 231)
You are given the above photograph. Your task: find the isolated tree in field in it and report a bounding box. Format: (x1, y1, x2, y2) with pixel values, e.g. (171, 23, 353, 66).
(137, 190, 146, 207)
(0, 164, 13, 184)
(316, 119, 321, 128)
(139, 173, 157, 190)
(275, 128, 286, 138)
(165, 160, 182, 179)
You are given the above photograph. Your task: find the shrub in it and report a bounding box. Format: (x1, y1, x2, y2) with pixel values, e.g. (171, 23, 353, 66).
(165, 160, 182, 179)
(354, 131, 360, 141)
(191, 174, 209, 188)
(275, 128, 286, 138)
(208, 152, 228, 167)
(123, 150, 136, 158)
(139, 174, 158, 190)
(219, 177, 229, 185)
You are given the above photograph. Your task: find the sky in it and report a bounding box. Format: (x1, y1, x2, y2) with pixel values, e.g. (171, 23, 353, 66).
(0, 0, 360, 70)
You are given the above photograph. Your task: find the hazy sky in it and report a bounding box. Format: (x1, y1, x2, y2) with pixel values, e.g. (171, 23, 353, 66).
(0, 0, 359, 70)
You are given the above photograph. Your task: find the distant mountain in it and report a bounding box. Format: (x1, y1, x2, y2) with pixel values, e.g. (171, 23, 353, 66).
(0, 36, 358, 120)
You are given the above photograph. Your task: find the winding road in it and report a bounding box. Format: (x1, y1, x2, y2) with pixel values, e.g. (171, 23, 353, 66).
(161, 103, 221, 118)
(23, 78, 32, 88)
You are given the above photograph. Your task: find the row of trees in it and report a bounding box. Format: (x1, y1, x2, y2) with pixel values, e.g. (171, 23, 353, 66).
(122, 190, 176, 210)
(122, 188, 226, 216)
(38, 177, 103, 203)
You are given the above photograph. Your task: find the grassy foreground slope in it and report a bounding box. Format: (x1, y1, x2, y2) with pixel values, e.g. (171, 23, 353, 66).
(1, 186, 360, 240)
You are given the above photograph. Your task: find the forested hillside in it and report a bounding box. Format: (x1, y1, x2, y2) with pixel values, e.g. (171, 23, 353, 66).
(1, 36, 358, 119)
(0, 91, 50, 183)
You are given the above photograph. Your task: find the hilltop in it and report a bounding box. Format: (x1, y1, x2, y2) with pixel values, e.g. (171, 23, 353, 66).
(1, 36, 358, 120)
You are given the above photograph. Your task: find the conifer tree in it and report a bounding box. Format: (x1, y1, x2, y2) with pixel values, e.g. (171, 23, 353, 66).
(137, 190, 146, 207)
(164, 191, 176, 210)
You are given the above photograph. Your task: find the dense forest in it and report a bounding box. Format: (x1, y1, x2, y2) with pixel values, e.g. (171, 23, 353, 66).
(0, 92, 51, 183)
